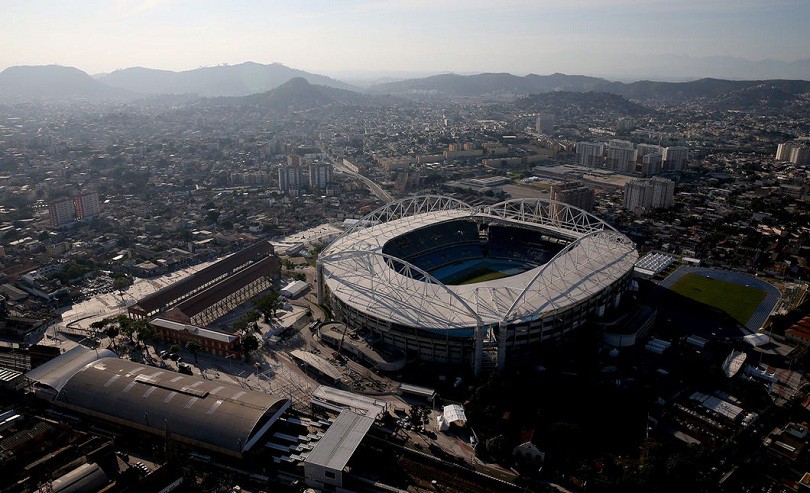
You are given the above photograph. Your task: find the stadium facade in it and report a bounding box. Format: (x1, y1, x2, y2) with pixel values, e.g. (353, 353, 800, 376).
(317, 196, 638, 375)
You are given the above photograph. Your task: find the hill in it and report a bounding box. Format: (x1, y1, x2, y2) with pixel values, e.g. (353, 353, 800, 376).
(514, 91, 651, 118)
(232, 77, 391, 110)
(367, 72, 810, 107)
(99, 62, 357, 97)
(0, 65, 129, 101)
(367, 72, 612, 97)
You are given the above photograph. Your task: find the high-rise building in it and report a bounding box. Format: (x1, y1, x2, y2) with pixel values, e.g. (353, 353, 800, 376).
(278, 163, 303, 191)
(636, 143, 663, 162)
(535, 114, 556, 135)
(575, 142, 605, 168)
(776, 142, 797, 161)
(49, 198, 76, 227)
(74, 192, 100, 220)
(775, 141, 810, 165)
(49, 192, 101, 227)
(641, 152, 663, 176)
(287, 149, 300, 167)
(616, 117, 636, 132)
(308, 161, 333, 190)
(605, 139, 637, 173)
(789, 146, 810, 166)
(624, 177, 674, 212)
(550, 182, 595, 214)
(662, 146, 688, 171)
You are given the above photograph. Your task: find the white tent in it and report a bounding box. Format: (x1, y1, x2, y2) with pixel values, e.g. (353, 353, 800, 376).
(443, 404, 467, 427)
(743, 333, 769, 347)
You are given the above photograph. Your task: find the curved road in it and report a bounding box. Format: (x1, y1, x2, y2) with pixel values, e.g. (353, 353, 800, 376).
(329, 156, 393, 202)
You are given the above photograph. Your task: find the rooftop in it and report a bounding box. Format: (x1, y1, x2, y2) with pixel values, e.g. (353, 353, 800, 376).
(304, 409, 373, 472)
(322, 197, 637, 328)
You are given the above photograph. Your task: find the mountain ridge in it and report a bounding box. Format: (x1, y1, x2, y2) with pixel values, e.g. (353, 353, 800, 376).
(0, 65, 132, 101)
(99, 61, 358, 97)
(367, 72, 810, 105)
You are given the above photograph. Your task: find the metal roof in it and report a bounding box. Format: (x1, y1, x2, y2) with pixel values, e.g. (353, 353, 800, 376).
(290, 350, 342, 381)
(304, 409, 373, 472)
(0, 367, 23, 382)
(321, 196, 637, 328)
(167, 255, 279, 321)
(152, 318, 238, 343)
(25, 346, 117, 396)
(130, 241, 274, 315)
(311, 385, 386, 419)
(52, 462, 108, 493)
(39, 355, 288, 456)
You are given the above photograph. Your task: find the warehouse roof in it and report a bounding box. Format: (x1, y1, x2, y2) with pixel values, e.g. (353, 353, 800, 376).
(304, 410, 373, 472)
(29, 351, 289, 456)
(130, 241, 274, 315)
(26, 346, 117, 398)
(164, 255, 279, 322)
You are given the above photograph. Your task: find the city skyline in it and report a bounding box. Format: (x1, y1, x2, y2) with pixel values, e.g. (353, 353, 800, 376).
(2, 0, 809, 80)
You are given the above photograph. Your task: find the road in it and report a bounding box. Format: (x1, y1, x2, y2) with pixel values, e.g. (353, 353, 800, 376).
(330, 156, 393, 202)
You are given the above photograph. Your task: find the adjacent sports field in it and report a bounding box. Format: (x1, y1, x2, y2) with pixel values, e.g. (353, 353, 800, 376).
(669, 273, 766, 325)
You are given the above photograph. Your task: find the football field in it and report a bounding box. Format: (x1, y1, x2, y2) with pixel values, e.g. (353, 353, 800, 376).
(670, 273, 766, 325)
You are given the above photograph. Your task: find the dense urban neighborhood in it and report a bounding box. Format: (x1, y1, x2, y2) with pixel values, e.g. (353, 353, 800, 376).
(0, 62, 808, 493)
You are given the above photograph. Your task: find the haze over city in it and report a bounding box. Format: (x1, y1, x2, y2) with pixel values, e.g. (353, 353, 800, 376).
(0, 1, 809, 493)
(3, 0, 810, 80)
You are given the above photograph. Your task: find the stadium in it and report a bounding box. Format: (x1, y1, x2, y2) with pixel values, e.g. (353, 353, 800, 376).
(317, 195, 638, 375)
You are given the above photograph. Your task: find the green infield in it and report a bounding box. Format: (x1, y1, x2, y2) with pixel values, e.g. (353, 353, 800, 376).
(669, 273, 766, 325)
(456, 268, 511, 285)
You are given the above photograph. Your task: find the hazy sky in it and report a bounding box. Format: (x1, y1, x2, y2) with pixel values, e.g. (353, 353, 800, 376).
(2, 0, 809, 77)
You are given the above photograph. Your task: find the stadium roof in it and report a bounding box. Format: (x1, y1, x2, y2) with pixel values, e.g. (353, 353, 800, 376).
(28, 348, 289, 456)
(320, 196, 637, 328)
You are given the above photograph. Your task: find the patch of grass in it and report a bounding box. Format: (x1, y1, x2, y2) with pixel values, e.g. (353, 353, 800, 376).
(669, 273, 766, 325)
(455, 268, 511, 285)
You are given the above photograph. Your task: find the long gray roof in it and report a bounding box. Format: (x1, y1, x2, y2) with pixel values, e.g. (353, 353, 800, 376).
(51, 356, 288, 455)
(305, 410, 373, 471)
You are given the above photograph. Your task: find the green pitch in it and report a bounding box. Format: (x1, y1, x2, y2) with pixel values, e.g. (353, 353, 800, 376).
(456, 268, 511, 285)
(669, 273, 766, 325)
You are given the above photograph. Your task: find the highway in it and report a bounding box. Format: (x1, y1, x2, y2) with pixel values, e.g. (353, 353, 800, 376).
(329, 156, 393, 202)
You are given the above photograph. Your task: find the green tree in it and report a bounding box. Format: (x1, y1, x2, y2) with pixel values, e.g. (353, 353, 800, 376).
(135, 320, 156, 349)
(118, 315, 135, 344)
(112, 275, 132, 290)
(254, 291, 282, 322)
(240, 334, 260, 359)
(89, 319, 108, 335)
(186, 341, 202, 363)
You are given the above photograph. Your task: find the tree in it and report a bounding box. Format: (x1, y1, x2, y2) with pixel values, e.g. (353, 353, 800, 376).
(254, 291, 282, 322)
(112, 275, 132, 290)
(242, 311, 261, 328)
(484, 434, 513, 464)
(135, 320, 156, 349)
(186, 341, 201, 363)
(118, 315, 135, 344)
(240, 334, 260, 359)
(105, 324, 119, 342)
(89, 319, 108, 335)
